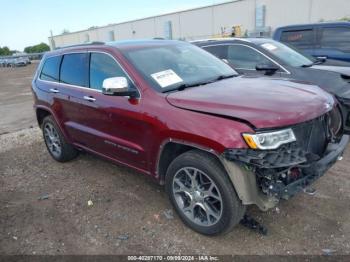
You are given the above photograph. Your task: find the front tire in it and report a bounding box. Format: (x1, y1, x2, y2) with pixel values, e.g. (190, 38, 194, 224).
(42, 115, 78, 162)
(165, 150, 245, 235)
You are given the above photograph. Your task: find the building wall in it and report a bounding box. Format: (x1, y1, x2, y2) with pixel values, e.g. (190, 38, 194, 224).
(212, 0, 255, 37)
(50, 0, 350, 48)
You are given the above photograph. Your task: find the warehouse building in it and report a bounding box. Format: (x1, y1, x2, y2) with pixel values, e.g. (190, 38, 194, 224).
(49, 0, 350, 49)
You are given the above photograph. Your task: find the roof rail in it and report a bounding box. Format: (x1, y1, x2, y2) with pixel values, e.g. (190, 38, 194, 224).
(55, 41, 105, 50)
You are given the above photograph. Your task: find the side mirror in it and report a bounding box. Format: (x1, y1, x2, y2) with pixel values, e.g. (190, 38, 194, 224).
(316, 56, 327, 63)
(102, 77, 137, 97)
(256, 63, 279, 75)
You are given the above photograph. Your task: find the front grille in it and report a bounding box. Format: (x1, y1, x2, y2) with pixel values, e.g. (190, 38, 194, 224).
(328, 105, 343, 136)
(292, 116, 328, 158)
(292, 107, 343, 158)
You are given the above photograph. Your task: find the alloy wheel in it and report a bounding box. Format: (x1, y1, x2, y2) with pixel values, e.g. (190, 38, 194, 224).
(43, 122, 62, 158)
(172, 167, 223, 227)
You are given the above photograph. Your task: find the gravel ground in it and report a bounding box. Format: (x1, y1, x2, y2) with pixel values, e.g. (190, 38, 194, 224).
(0, 64, 37, 135)
(0, 127, 349, 255)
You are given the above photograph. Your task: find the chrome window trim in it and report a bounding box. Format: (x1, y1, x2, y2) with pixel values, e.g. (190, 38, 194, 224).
(38, 78, 102, 93)
(201, 43, 291, 75)
(38, 54, 63, 84)
(37, 50, 142, 98)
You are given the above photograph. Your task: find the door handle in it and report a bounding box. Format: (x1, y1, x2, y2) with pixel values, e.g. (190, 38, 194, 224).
(49, 88, 59, 93)
(83, 96, 96, 102)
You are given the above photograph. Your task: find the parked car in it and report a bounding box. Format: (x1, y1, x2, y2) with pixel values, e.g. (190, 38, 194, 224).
(13, 58, 27, 67)
(22, 56, 31, 65)
(0, 58, 10, 67)
(6, 58, 13, 67)
(32, 40, 348, 235)
(193, 38, 350, 134)
(7, 58, 18, 67)
(273, 22, 350, 63)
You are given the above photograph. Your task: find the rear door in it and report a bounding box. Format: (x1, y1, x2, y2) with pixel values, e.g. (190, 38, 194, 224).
(56, 52, 93, 146)
(316, 26, 350, 62)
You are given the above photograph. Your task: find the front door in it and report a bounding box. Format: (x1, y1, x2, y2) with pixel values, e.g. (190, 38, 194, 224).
(225, 44, 282, 76)
(77, 52, 148, 172)
(203, 44, 283, 77)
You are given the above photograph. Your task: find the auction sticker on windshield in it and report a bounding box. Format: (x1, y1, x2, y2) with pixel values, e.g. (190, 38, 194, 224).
(261, 43, 278, 51)
(151, 69, 183, 88)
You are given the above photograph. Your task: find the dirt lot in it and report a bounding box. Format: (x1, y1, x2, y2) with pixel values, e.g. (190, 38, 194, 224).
(0, 65, 350, 255)
(0, 64, 37, 135)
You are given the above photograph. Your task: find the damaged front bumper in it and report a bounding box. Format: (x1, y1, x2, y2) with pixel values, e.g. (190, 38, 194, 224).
(221, 135, 349, 211)
(337, 97, 350, 134)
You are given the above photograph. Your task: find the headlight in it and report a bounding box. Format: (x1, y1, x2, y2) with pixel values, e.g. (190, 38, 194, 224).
(242, 128, 296, 150)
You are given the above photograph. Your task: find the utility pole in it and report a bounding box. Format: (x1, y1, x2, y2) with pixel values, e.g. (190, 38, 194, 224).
(50, 30, 56, 50)
(308, 0, 314, 22)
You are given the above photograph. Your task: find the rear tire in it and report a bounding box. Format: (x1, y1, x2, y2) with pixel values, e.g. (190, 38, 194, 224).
(165, 150, 245, 235)
(42, 115, 78, 162)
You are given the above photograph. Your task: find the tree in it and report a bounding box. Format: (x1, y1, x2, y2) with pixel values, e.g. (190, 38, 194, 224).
(24, 43, 50, 53)
(0, 46, 11, 56)
(339, 16, 350, 21)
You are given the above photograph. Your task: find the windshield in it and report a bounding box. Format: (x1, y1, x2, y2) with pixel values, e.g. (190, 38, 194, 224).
(122, 42, 237, 92)
(259, 40, 314, 67)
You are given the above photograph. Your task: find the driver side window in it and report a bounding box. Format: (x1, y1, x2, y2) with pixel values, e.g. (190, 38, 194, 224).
(227, 45, 273, 70)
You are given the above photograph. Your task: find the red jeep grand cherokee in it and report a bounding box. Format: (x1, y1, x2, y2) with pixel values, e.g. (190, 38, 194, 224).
(32, 40, 348, 235)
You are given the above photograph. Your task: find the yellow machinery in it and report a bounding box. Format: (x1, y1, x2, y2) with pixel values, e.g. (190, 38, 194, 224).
(214, 25, 242, 38)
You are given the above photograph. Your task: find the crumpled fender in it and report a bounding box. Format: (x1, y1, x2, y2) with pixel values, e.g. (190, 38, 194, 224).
(220, 157, 278, 211)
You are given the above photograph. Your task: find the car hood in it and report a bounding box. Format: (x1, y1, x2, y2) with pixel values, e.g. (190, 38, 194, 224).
(166, 76, 334, 129)
(311, 65, 350, 77)
(291, 67, 350, 100)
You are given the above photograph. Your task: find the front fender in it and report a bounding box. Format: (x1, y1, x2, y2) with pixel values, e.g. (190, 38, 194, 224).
(220, 158, 278, 211)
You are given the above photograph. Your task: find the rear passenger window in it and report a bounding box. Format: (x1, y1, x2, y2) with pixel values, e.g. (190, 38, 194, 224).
(40, 56, 61, 82)
(280, 30, 314, 49)
(320, 27, 350, 53)
(227, 45, 271, 69)
(203, 45, 228, 60)
(60, 53, 88, 87)
(89, 53, 129, 90)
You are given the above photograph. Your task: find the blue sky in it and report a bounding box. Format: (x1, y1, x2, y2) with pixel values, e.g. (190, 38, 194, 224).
(0, 0, 224, 51)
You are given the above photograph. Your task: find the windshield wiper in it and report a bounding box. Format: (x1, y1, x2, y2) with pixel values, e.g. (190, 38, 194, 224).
(162, 82, 206, 93)
(313, 59, 326, 65)
(163, 74, 237, 93)
(213, 74, 238, 81)
(301, 63, 314, 68)
(301, 60, 325, 68)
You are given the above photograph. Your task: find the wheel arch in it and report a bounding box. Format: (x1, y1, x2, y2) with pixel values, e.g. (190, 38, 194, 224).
(156, 139, 226, 185)
(36, 107, 51, 127)
(35, 105, 71, 143)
